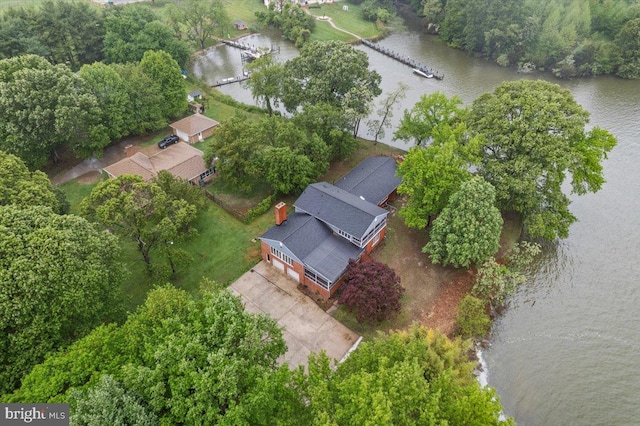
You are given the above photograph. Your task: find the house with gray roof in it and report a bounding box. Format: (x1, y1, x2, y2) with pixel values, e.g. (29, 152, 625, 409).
(259, 156, 401, 299)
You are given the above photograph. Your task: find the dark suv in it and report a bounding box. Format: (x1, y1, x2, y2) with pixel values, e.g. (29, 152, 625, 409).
(158, 135, 179, 149)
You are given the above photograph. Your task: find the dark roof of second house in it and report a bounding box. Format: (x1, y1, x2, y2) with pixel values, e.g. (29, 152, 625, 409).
(334, 156, 401, 205)
(294, 182, 387, 239)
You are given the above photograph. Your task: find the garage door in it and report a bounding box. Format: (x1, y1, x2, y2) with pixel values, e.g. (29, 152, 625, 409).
(287, 268, 300, 283)
(272, 258, 284, 272)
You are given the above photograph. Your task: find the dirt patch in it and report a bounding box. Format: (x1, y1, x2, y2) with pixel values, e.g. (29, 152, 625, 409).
(370, 206, 459, 333)
(76, 171, 102, 185)
(367, 199, 522, 338)
(419, 270, 475, 336)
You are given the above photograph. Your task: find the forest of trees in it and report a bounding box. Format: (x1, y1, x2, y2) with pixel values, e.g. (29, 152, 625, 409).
(406, 0, 640, 78)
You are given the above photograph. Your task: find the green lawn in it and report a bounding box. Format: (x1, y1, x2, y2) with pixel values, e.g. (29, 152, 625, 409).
(308, 3, 383, 40)
(310, 19, 355, 43)
(58, 178, 101, 215)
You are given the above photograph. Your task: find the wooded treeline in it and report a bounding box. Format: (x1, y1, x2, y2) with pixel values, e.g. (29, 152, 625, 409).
(404, 0, 640, 79)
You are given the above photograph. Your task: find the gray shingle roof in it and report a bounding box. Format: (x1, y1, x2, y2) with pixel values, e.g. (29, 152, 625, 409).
(304, 235, 363, 283)
(261, 213, 332, 261)
(334, 156, 401, 205)
(294, 183, 387, 239)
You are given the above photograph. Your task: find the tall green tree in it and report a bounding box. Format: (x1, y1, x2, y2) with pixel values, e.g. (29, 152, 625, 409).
(0, 8, 48, 60)
(245, 54, 285, 116)
(0, 55, 109, 168)
(394, 91, 464, 146)
(80, 175, 198, 269)
(112, 62, 166, 134)
(467, 80, 616, 240)
(104, 6, 190, 67)
(614, 17, 640, 79)
(0, 150, 67, 214)
(0, 205, 125, 395)
(34, 0, 104, 70)
(168, 0, 230, 50)
(6, 285, 287, 426)
(423, 176, 503, 268)
(281, 40, 381, 114)
(139, 50, 187, 119)
(292, 102, 356, 160)
(396, 125, 473, 229)
(205, 114, 260, 193)
(79, 62, 130, 141)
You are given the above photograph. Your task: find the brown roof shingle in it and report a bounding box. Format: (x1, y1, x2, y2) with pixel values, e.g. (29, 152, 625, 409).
(103, 143, 209, 182)
(170, 114, 219, 137)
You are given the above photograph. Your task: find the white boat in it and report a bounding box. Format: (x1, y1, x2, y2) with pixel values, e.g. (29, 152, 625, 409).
(413, 68, 434, 79)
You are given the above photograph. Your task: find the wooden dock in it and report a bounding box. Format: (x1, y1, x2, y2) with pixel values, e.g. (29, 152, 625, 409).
(360, 39, 443, 80)
(212, 75, 250, 87)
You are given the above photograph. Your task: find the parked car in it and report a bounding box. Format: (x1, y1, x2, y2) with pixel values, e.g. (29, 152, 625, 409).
(158, 135, 179, 149)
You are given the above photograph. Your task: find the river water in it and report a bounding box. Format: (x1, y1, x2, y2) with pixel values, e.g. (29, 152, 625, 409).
(193, 21, 640, 425)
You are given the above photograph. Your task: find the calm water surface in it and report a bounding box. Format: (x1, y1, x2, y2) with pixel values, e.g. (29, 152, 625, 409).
(193, 22, 640, 425)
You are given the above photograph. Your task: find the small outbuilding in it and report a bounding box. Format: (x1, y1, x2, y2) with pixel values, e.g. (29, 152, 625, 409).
(187, 89, 202, 102)
(170, 113, 219, 144)
(234, 20, 247, 30)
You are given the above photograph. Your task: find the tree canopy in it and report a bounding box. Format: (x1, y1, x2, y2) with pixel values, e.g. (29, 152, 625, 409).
(0, 1, 104, 69)
(394, 91, 465, 146)
(167, 0, 230, 51)
(416, 0, 640, 78)
(306, 325, 514, 425)
(0, 55, 109, 168)
(6, 285, 287, 424)
(467, 80, 616, 240)
(104, 5, 190, 67)
(281, 40, 381, 114)
(80, 175, 198, 270)
(206, 114, 329, 194)
(0, 205, 125, 395)
(396, 125, 474, 229)
(423, 176, 503, 268)
(0, 150, 67, 214)
(139, 50, 187, 119)
(256, 3, 315, 47)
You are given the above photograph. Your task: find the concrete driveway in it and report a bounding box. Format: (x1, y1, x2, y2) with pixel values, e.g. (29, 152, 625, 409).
(230, 261, 361, 368)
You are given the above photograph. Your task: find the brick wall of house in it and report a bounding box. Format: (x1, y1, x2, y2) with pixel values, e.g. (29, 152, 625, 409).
(188, 127, 216, 144)
(261, 241, 305, 284)
(365, 226, 387, 254)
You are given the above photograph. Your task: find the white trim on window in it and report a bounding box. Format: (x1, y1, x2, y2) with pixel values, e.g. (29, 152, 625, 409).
(270, 246, 293, 266)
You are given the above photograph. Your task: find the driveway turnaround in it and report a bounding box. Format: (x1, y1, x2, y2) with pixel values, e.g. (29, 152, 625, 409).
(230, 261, 361, 368)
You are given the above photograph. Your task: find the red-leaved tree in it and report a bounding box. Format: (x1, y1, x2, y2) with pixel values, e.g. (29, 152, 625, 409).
(338, 260, 404, 323)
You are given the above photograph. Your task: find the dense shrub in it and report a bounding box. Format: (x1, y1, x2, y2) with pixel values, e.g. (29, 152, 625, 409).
(455, 295, 491, 339)
(338, 260, 404, 323)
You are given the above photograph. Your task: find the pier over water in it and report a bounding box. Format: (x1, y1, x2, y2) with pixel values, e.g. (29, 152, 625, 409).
(360, 39, 443, 80)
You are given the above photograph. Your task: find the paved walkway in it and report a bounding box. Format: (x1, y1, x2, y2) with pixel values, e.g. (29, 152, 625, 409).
(50, 136, 163, 186)
(230, 261, 361, 369)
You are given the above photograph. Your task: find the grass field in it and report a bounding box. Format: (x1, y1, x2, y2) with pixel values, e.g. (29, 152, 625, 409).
(307, 2, 383, 40)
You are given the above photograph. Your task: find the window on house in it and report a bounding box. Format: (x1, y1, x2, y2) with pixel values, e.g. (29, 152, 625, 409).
(304, 269, 331, 290)
(270, 246, 293, 266)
